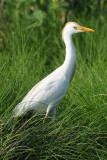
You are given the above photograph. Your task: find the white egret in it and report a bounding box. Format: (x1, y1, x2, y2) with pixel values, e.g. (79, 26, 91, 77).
(13, 22, 95, 124)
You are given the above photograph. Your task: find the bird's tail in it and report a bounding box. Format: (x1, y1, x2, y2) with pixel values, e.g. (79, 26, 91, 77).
(13, 102, 27, 117)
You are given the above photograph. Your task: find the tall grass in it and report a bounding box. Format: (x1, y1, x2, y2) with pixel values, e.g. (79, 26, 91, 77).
(0, 16, 107, 159)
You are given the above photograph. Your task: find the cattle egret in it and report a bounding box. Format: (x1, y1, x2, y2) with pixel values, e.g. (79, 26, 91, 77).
(13, 22, 95, 124)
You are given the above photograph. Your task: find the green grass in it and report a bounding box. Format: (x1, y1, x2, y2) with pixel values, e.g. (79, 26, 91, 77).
(0, 17, 107, 160)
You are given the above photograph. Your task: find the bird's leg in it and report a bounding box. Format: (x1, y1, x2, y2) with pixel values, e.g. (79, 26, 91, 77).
(51, 108, 56, 120)
(43, 104, 54, 125)
(43, 105, 55, 125)
(43, 112, 48, 125)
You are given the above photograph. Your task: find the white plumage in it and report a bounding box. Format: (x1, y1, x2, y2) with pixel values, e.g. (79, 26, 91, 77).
(13, 22, 95, 123)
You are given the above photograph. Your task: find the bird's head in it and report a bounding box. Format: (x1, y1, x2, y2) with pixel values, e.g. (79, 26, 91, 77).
(62, 22, 95, 42)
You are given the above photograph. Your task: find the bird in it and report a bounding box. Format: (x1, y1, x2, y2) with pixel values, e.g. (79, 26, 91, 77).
(13, 22, 95, 124)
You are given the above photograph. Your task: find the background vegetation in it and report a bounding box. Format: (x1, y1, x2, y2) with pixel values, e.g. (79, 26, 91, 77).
(0, 0, 107, 159)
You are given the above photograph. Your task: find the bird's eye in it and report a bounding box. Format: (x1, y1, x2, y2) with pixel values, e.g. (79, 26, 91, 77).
(74, 26, 77, 29)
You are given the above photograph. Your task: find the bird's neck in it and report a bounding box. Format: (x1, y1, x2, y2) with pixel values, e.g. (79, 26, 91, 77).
(63, 36, 76, 82)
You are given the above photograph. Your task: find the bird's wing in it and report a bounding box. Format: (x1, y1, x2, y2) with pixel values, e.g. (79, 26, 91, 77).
(13, 67, 69, 116)
(22, 67, 68, 107)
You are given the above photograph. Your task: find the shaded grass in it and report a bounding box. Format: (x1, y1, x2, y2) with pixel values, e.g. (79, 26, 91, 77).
(0, 17, 107, 160)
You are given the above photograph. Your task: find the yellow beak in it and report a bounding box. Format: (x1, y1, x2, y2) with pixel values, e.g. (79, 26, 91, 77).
(76, 27, 95, 32)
